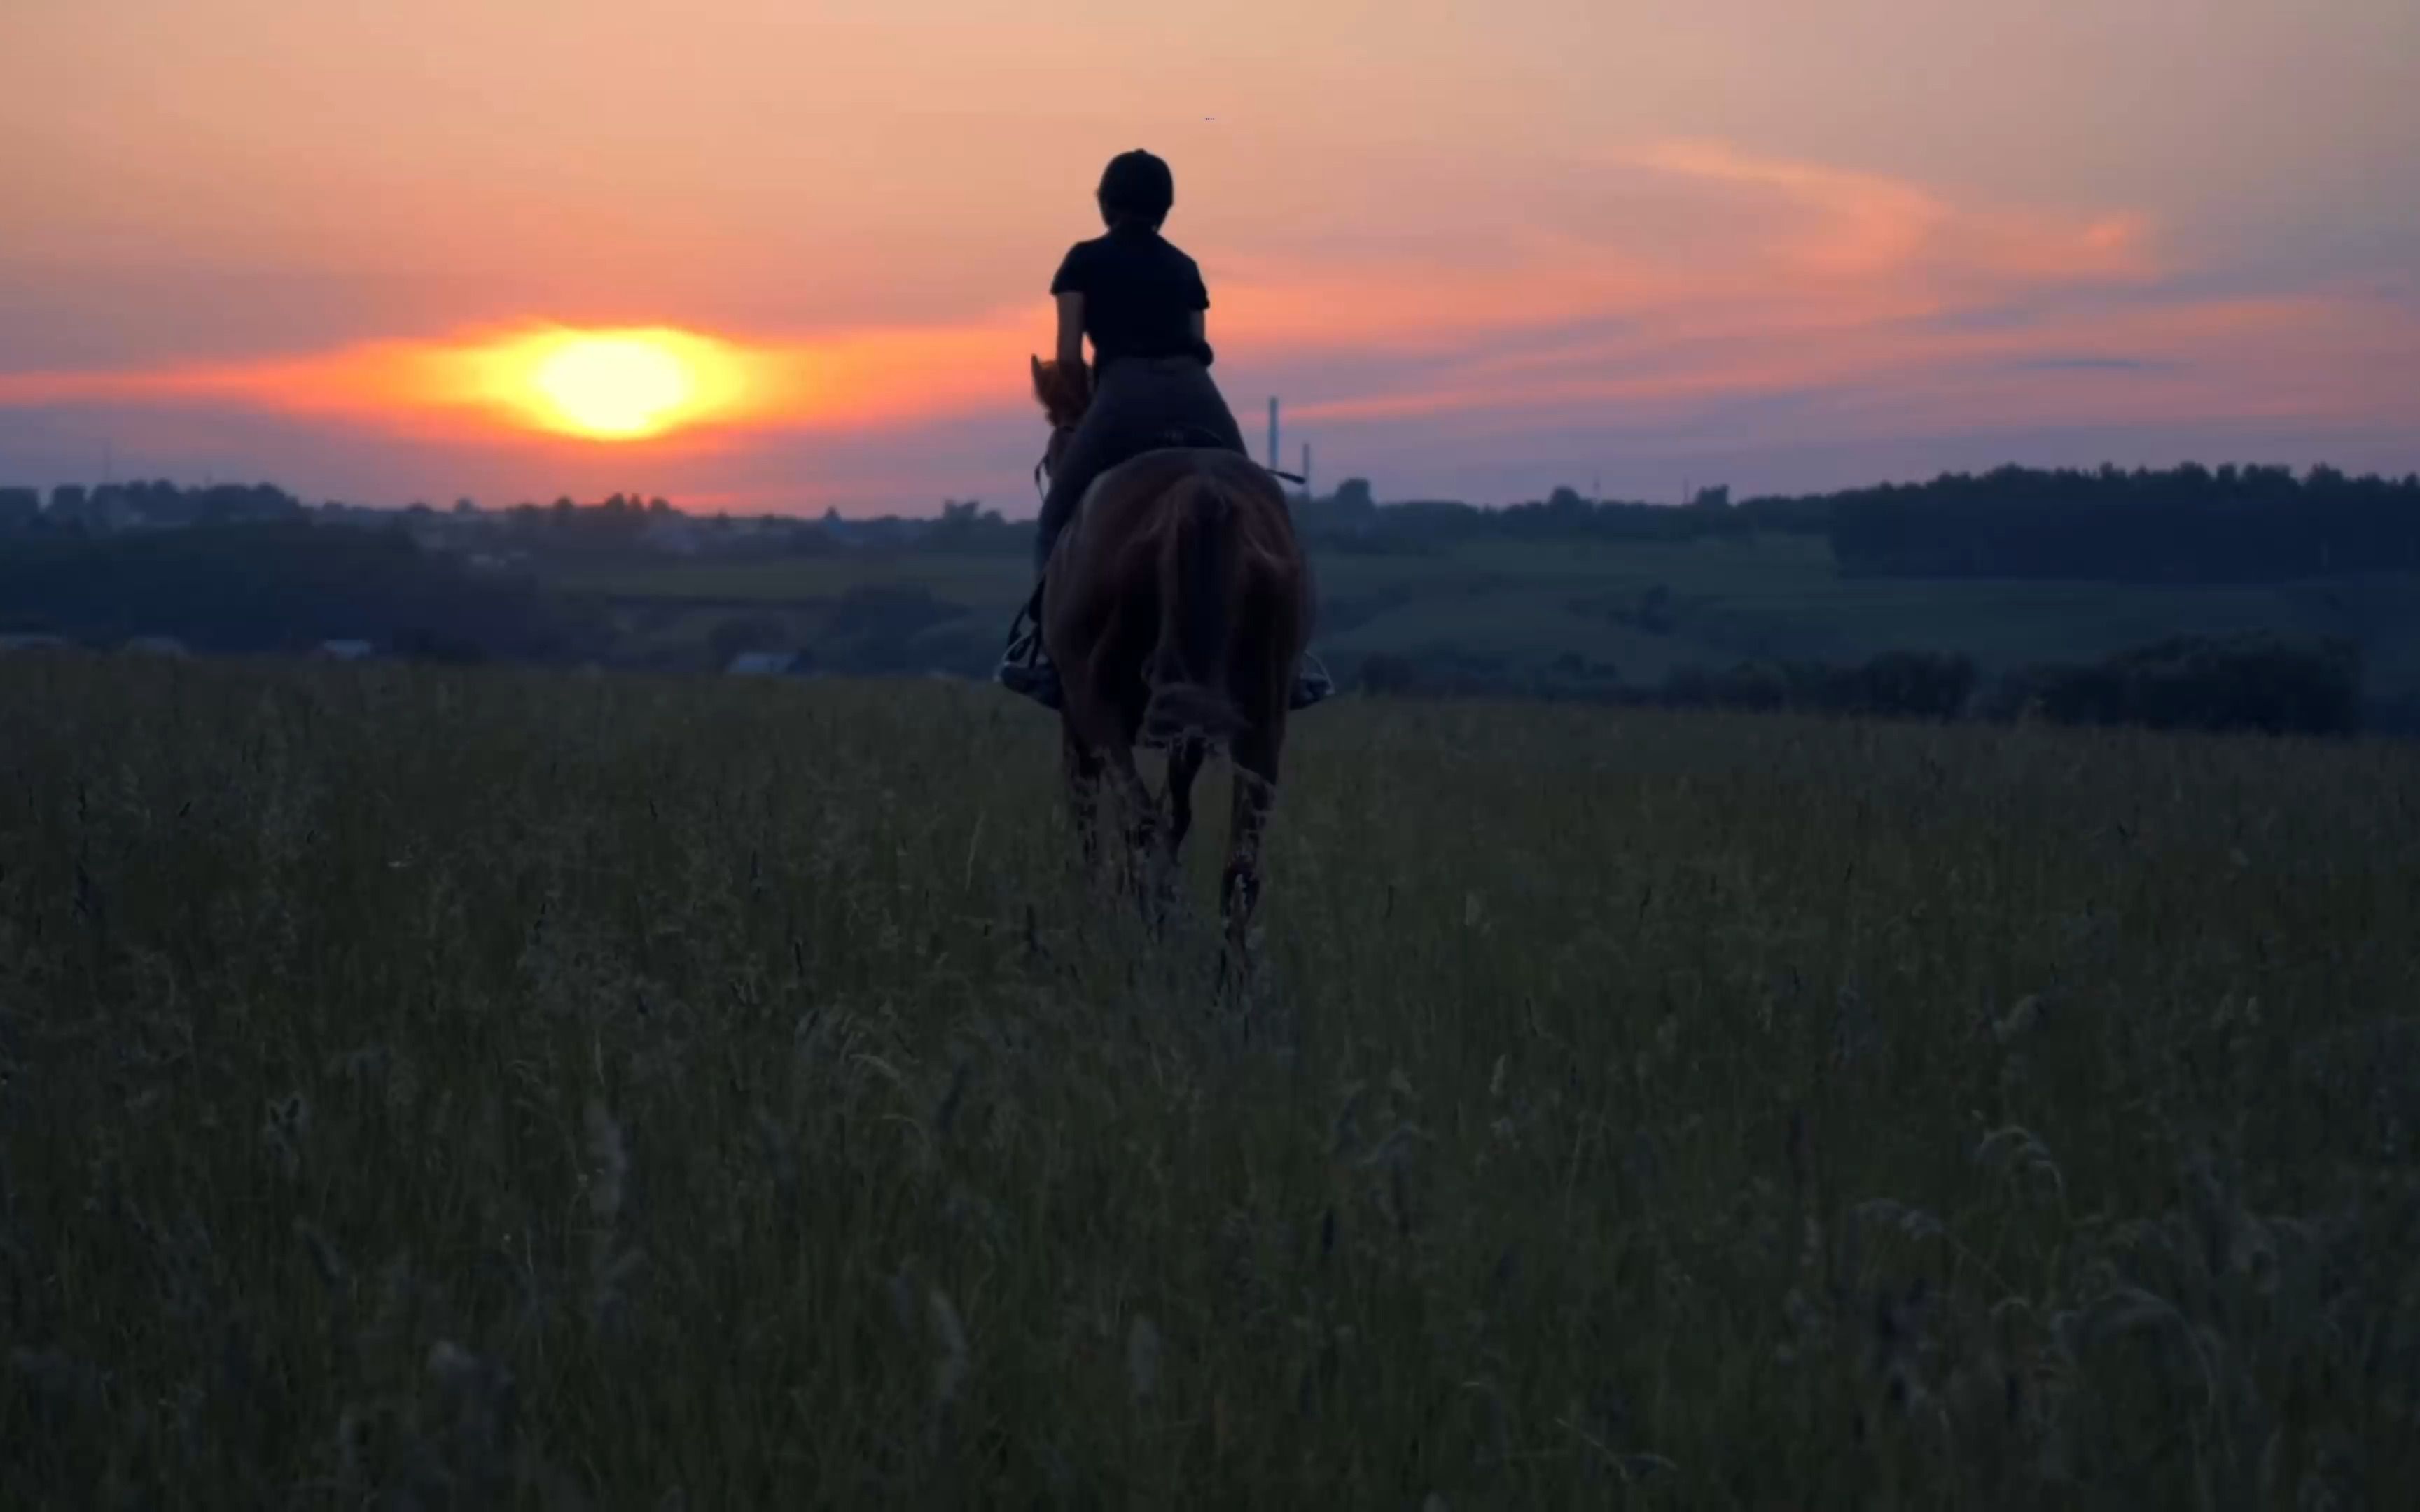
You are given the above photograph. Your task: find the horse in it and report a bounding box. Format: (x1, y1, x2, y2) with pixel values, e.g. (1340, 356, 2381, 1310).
(1028, 354, 1312, 962)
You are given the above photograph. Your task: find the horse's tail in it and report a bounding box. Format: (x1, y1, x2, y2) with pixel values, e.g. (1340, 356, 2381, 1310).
(1140, 469, 1245, 750)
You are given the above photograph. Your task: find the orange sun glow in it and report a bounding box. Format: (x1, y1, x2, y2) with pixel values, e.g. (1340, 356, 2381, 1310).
(453, 327, 774, 441)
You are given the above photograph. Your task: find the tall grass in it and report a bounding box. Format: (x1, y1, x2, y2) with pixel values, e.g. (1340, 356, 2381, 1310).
(4, 655, 2417, 1507)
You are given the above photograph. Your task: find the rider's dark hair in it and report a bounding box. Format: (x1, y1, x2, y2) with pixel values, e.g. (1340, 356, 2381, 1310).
(1097, 150, 1174, 230)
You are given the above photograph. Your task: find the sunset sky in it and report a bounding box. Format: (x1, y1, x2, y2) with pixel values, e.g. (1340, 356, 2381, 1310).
(4, 0, 2416, 515)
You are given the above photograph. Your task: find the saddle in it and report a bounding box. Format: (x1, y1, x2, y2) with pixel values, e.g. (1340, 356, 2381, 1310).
(1141, 425, 1302, 482)
(1147, 423, 1239, 453)
(1127, 426, 1308, 489)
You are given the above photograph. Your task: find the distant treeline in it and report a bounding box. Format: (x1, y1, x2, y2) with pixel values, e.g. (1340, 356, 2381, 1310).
(1295, 480, 1826, 546)
(1356, 634, 2372, 739)
(1819, 464, 2420, 582)
(1295, 465, 2420, 586)
(0, 523, 599, 661)
(12, 463, 2420, 588)
(0, 479, 308, 532)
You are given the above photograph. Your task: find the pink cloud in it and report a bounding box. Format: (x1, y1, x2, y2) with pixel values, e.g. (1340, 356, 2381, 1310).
(0, 136, 2401, 486)
(1293, 293, 2420, 452)
(1624, 140, 2159, 287)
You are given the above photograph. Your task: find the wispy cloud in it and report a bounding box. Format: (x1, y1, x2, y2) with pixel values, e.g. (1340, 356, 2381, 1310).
(2006, 356, 2171, 373)
(1625, 140, 2157, 287)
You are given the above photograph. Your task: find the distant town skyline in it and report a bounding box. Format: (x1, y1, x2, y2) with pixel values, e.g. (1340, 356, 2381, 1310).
(4, 0, 2416, 515)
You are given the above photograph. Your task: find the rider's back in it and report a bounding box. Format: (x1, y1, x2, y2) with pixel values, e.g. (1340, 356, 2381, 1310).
(1052, 223, 1216, 372)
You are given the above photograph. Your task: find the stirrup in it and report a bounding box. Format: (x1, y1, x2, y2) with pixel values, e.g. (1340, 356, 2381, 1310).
(995, 648, 1062, 708)
(994, 593, 1061, 708)
(1290, 652, 1338, 710)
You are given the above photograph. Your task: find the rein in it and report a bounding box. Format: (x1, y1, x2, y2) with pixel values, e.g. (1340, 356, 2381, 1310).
(1034, 423, 1073, 503)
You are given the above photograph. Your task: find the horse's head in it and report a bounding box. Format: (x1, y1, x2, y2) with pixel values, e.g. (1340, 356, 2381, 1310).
(1030, 354, 1090, 487)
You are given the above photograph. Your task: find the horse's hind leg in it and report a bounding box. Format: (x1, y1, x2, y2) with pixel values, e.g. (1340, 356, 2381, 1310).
(1069, 679, 1163, 911)
(1153, 736, 1208, 925)
(1061, 720, 1105, 870)
(1167, 736, 1206, 859)
(1221, 720, 1284, 966)
(1105, 742, 1168, 919)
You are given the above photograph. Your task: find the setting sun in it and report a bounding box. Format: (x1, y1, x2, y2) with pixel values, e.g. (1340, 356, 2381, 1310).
(531, 335, 696, 438)
(451, 326, 777, 442)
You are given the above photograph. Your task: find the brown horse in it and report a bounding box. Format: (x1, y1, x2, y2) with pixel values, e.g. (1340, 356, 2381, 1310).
(1029, 355, 1310, 959)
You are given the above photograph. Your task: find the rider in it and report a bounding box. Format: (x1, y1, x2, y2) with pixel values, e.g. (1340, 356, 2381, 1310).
(996, 148, 1333, 710)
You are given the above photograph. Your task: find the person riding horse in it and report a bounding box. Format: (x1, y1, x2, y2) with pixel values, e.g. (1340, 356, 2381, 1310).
(995, 148, 1333, 711)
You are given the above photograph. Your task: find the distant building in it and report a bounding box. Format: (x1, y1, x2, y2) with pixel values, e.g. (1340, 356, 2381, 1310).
(123, 636, 191, 658)
(317, 639, 376, 662)
(0, 633, 69, 654)
(639, 518, 707, 556)
(83, 487, 141, 534)
(725, 650, 813, 678)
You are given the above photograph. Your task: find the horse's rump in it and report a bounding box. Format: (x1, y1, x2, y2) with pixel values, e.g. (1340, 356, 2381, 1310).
(1138, 467, 1245, 747)
(1046, 447, 1306, 752)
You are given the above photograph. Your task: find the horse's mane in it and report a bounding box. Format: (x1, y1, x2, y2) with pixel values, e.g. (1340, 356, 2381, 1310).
(1029, 355, 1091, 429)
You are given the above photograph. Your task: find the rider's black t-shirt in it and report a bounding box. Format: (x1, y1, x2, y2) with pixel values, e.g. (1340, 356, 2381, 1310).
(1050, 224, 1216, 372)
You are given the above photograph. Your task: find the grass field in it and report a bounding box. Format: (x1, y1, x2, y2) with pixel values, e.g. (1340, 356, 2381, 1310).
(7, 657, 2419, 1506)
(548, 540, 2420, 700)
